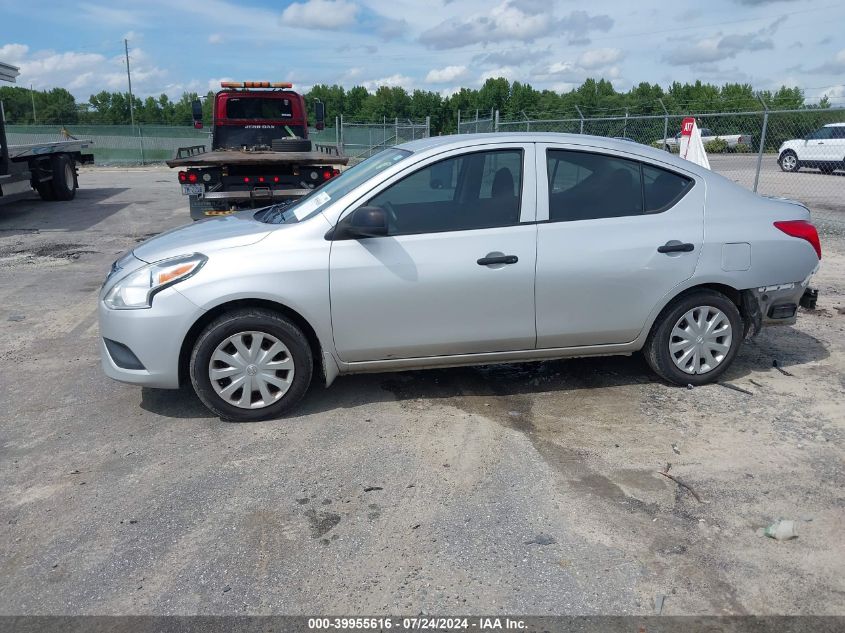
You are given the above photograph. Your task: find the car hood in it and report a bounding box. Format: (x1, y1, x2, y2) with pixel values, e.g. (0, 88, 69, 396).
(133, 212, 271, 263)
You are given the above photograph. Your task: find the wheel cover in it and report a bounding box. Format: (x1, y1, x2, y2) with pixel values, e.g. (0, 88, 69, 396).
(669, 306, 733, 375)
(208, 331, 294, 409)
(782, 154, 797, 170)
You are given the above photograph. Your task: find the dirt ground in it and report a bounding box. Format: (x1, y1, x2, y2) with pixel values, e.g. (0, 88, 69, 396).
(0, 166, 843, 616)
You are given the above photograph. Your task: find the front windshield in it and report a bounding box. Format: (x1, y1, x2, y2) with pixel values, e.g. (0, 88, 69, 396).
(259, 148, 413, 224)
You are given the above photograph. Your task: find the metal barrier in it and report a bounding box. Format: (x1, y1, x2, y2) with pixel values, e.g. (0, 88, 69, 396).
(459, 107, 845, 229)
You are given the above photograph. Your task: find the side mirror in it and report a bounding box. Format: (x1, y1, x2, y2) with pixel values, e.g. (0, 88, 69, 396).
(335, 206, 388, 239)
(315, 101, 325, 131)
(191, 99, 203, 129)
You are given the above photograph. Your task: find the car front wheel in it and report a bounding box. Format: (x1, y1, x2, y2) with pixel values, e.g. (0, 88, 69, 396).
(190, 309, 313, 421)
(779, 151, 800, 172)
(644, 290, 743, 386)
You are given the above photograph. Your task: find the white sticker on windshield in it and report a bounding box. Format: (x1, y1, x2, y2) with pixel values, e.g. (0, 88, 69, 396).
(292, 190, 331, 221)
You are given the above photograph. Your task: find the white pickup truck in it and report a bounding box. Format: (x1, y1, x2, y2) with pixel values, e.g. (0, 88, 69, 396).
(659, 127, 754, 151)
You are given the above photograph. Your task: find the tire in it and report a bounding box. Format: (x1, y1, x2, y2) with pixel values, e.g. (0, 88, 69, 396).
(189, 309, 313, 421)
(778, 150, 800, 173)
(36, 181, 56, 201)
(50, 154, 77, 200)
(271, 138, 312, 152)
(643, 290, 743, 386)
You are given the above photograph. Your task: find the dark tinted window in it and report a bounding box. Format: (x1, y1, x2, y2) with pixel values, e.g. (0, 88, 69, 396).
(366, 150, 523, 235)
(225, 97, 294, 119)
(547, 150, 642, 221)
(830, 126, 845, 139)
(642, 164, 693, 212)
(547, 150, 692, 221)
(809, 127, 834, 140)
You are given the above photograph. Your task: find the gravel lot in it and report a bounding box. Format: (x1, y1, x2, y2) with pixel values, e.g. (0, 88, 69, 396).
(0, 166, 843, 616)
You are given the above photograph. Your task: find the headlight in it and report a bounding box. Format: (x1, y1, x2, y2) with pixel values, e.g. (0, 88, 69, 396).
(103, 253, 206, 310)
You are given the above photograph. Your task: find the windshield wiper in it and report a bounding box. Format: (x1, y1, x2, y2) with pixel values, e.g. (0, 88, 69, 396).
(259, 199, 296, 223)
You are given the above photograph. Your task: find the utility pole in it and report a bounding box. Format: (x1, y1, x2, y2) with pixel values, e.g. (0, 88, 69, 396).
(30, 85, 36, 124)
(124, 38, 144, 164)
(124, 39, 135, 130)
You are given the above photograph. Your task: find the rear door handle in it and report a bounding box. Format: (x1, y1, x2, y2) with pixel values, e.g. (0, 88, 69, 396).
(477, 254, 518, 266)
(657, 241, 695, 254)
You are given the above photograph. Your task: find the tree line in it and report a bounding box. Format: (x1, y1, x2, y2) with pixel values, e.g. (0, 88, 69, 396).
(0, 78, 833, 135)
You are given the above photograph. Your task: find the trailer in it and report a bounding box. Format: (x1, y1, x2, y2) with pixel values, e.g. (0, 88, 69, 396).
(0, 62, 94, 204)
(166, 81, 348, 220)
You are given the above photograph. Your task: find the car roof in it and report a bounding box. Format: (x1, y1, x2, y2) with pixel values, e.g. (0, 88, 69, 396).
(823, 122, 845, 127)
(398, 132, 711, 177)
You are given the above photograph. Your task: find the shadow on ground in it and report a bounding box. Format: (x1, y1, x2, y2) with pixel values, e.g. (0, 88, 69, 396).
(0, 188, 132, 232)
(137, 326, 829, 421)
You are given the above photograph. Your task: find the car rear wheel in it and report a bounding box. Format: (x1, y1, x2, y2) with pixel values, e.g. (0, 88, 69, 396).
(644, 290, 743, 386)
(190, 309, 313, 421)
(779, 151, 800, 172)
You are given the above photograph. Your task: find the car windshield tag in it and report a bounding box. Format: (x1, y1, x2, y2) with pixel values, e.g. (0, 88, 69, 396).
(293, 191, 330, 220)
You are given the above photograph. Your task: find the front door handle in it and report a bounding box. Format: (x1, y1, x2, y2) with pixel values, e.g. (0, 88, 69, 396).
(657, 241, 695, 254)
(477, 254, 518, 266)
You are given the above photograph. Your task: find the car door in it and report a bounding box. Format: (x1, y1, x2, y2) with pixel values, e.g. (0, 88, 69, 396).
(534, 144, 704, 348)
(329, 144, 538, 362)
(803, 126, 835, 162)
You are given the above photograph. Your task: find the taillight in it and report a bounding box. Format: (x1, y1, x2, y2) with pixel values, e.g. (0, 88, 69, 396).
(774, 220, 821, 259)
(187, 172, 198, 183)
(178, 171, 187, 183)
(258, 176, 265, 183)
(244, 177, 251, 183)
(323, 169, 332, 180)
(273, 176, 280, 183)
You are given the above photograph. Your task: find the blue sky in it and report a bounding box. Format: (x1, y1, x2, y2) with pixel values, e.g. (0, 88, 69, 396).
(1, 0, 843, 106)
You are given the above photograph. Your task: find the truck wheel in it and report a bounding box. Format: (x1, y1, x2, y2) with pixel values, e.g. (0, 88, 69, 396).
(271, 138, 312, 152)
(36, 181, 56, 201)
(189, 308, 314, 421)
(51, 155, 77, 201)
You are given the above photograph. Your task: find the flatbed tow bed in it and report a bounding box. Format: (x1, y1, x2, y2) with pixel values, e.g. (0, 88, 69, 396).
(1, 62, 94, 204)
(168, 148, 349, 213)
(166, 149, 348, 169)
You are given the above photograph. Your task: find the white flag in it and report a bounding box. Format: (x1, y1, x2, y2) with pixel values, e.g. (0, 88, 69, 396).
(678, 117, 710, 170)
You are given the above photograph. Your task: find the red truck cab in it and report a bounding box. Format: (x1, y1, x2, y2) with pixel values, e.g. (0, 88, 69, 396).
(210, 82, 316, 151)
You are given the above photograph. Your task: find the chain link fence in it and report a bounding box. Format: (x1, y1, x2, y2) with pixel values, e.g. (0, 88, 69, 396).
(461, 107, 845, 231)
(6, 117, 432, 166)
(310, 116, 430, 163)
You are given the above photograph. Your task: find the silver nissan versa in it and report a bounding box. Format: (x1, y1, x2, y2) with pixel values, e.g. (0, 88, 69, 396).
(99, 133, 821, 421)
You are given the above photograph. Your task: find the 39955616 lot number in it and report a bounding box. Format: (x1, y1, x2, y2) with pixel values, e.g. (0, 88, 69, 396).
(307, 617, 476, 630)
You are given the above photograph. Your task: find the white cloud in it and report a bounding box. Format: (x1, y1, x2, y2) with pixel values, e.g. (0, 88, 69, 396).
(419, 2, 612, 50)
(479, 66, 519, 84)
(6, 43, 170, 99)
(362, 74, 414, 91)
(208, 33, 224, 45)
(281, 0, 359, 30)
(425, 65, 469, 84)
(663, 17, 785, 66)
(0, 43, 29, 62)
(578, 48, 623, 70)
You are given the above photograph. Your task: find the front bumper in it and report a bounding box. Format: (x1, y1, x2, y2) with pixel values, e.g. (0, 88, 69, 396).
(98, 287, 204, 389)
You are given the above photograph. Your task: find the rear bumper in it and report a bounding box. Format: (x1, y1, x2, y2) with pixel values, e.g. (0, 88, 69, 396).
(188, 188, 311, 220)
(742, 282, 818, 335)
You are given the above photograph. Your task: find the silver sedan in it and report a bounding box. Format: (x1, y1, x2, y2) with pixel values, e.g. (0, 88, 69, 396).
(99, 134, 821, 421)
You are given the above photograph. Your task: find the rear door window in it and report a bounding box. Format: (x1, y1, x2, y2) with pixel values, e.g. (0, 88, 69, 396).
(547, 150, 642, 221)
(546, 149, 692, 221)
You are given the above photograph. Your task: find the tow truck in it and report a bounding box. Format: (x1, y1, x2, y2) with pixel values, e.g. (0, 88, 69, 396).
(166, 81, 348, 220)
(0, 61, 94, 204)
